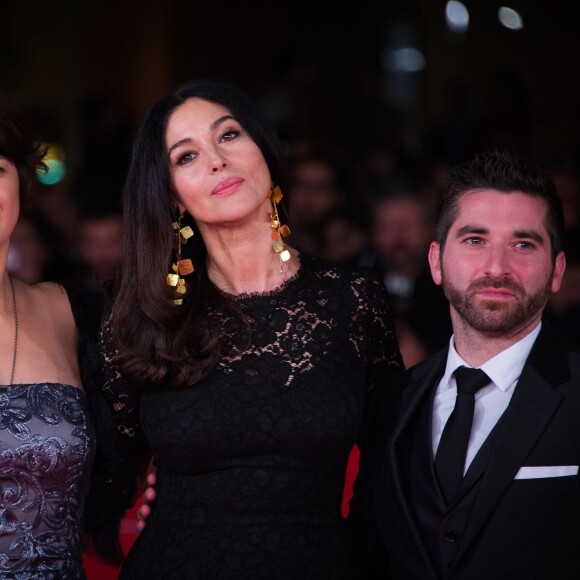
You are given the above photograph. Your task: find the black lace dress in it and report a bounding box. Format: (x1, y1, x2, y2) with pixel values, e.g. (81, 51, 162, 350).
(101, 253, 402, 579)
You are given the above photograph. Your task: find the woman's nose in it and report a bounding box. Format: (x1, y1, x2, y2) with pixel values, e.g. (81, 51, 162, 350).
(211, 159, 228, 173)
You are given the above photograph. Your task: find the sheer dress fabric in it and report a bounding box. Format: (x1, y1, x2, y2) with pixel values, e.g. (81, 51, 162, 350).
(100, 252, 402, 579)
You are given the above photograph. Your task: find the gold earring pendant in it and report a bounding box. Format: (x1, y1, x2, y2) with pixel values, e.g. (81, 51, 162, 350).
(268, 184, 291, 283)
(167, 213, 195, 305)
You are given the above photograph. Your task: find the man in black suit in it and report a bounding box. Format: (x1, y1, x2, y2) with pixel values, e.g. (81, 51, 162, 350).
(349, 149, 579, 579)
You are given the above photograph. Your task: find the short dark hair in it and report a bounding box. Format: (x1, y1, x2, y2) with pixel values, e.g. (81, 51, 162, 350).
(0, 95, 46, 203)
(436, 149, 564, 260)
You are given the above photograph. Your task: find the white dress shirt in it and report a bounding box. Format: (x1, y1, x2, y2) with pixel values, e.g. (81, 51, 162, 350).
(432, 322, 541, 474)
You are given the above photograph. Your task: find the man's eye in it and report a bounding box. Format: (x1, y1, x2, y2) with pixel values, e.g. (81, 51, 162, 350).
(465, 237, 483, 245)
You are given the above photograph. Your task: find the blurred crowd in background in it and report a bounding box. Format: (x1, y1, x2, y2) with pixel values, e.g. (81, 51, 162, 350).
(8, 81, 580, 369)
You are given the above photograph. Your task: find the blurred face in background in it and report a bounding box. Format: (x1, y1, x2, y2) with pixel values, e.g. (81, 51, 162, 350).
(372, 197, 434, 277)
(321, 213, 368, 263)
(78, 214, 123, 282)
(288, 159, 344, 227)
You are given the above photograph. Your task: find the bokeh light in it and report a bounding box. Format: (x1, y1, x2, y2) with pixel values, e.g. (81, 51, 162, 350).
(498, 7, 524, 30)
(445, 1, 469, 33)
(38, 143, 66, 185)
(384, 47, 426, 72)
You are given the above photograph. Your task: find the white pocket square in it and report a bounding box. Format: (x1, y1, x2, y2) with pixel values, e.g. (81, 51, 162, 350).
(514, 465, 579, 479)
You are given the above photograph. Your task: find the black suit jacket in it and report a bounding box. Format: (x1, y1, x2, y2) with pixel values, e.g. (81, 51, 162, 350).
(348, 323, 580, 580)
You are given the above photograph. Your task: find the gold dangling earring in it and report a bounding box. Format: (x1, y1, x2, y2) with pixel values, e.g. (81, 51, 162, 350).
(167, 212, 195, 305)
(268, 184, 291, 284)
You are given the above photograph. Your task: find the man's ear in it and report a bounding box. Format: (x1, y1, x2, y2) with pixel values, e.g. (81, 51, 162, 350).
(428, 241, 442, 286)
(551, 251, 566, 293)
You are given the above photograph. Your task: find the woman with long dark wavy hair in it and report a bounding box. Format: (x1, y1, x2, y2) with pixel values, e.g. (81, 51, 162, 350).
(98, 78, 403, 579)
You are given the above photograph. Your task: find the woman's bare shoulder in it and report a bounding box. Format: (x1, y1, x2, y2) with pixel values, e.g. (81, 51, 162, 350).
(28, 280, 70, 303)
(20, 281, 75, 326)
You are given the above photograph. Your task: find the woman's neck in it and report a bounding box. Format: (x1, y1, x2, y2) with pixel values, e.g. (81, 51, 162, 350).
(0, 268, 13, 315)
(202, 223, 297, 296)
(207, 249, 299, 296)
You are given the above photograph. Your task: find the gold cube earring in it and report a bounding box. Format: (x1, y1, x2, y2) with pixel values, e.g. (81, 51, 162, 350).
(268, 184, 291, 283)
(167, 212, 195, 305)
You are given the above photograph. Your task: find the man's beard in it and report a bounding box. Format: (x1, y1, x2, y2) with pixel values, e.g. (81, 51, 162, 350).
(442, 272, 552, 335)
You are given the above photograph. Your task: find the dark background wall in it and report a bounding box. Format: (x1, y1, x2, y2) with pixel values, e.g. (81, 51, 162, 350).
(4, 0, 580, 361)
(2, 0, 580, 178)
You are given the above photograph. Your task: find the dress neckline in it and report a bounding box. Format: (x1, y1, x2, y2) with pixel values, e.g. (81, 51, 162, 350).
(217, 252, 304, 302)
(0, 382, 86, 394)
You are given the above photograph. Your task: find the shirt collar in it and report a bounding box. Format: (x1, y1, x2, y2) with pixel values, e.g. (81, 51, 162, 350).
(442, 322, 542, 392)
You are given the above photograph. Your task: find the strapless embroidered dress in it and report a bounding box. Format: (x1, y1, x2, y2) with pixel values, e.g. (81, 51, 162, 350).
(0, 383, 94, 579)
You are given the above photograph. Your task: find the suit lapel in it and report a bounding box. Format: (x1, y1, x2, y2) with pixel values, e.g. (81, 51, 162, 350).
(451, 324, 569, 567)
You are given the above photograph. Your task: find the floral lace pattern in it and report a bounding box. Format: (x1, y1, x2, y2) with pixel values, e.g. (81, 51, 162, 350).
(101, 253, 402, 579)
(0, 383, 93, 579)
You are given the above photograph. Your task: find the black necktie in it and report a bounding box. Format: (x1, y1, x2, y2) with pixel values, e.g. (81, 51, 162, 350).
(434, 366, 490, 503)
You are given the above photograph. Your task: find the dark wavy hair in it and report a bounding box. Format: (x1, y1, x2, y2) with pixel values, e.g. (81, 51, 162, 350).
(110, 78, 290, 389)
(0, 95, 47, 203)
(436, 149, 565, 261)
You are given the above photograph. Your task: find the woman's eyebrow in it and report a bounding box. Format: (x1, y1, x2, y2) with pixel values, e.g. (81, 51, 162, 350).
(167, 115, 236, 155)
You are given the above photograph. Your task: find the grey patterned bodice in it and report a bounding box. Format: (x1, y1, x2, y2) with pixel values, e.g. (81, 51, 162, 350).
(0, 383, 94, 579)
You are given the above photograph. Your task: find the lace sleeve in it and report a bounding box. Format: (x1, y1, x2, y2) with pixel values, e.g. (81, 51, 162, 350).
(347, 268, 403, 577)
(351, 267, 404, 391)
(100, 315, 148, 443)
(83, 312, 151, 565)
